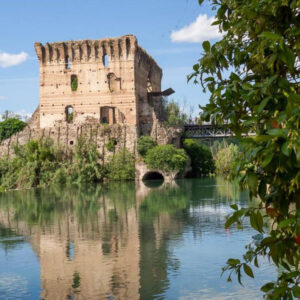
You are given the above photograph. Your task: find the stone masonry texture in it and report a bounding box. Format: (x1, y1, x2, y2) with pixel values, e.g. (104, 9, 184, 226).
(0, 35, 183, 158)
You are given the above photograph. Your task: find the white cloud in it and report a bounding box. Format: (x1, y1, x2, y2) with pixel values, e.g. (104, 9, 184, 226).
(0, 51, 28, 68)
(171, 14, 222, 43)
(0, 96, 4, 101)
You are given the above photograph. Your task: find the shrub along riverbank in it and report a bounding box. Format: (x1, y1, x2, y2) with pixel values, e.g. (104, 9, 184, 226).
(0, 138, 136, 190)
(0, 135, 240, 191)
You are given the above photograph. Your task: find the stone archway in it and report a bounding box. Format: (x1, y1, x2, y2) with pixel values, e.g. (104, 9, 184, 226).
(142, 171, 164, 181)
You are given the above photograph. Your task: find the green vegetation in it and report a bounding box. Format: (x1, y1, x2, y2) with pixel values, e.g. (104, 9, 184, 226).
(183, 139, 214, 176)
(0, 118, 26, 141)
(66, 112, 73, 123)
(71, 75, 78, 91)
(137, 135, 157, 157)
(106, 148, 135, 181)
(65, 138, 104, 185)
(163, 99, 187, 125)
(145, 144, 188, 174)
(106, 138, 116, 152)
(213, 142, 239, 178)
(0, 138, 135, 190)
(191, 0, 300, 298)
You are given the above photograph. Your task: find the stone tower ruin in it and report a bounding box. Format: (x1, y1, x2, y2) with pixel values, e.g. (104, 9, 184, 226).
(0, 35, 183, 158)
(34, 35, 168, 131)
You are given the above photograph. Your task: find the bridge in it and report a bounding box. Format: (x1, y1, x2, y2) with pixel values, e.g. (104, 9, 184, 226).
(183, 124, 234, 139)
(183, 124, 255, 139)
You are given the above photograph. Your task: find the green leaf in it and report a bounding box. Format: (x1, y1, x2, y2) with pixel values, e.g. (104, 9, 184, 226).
(259, 32, 282, 40)
(193, 64, 200, 72)
(250, 212, 258, 231)
(243, 264, 254, 278)
(261, 282, 275, 292)
(278, 219, 294, 229)
(254, 257, 259, 268)
(242, 83, 252, 90)
(267, 129, 287, 137)
(247, 173, 258, 194)
(280, 46, 295, 71)
(225, 215, 237, 228)
(227, 258, 240, 266)
(292, 285, 300, 298)
(230, 204, 238, 211)
(281, 142, 289, 156)
(256, 211, 264, 233)
(261, 152, 273, 168)
(202, 41, 211, 52)
(257, 97, 270, 113)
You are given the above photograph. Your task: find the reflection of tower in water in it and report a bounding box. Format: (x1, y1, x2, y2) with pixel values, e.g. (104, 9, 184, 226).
(0, 182, 186, 300)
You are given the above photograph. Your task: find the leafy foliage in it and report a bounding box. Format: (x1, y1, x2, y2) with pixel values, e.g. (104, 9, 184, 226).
(145, 144, 188, 173)
(66, 138, 104, 185)
(190, 0, 300, 298)
(106, 148, 135, 181)
(137, 135, 157, 157)
(71, 75, 78, 91)
(0, 118, 26, 141)
(183, 139, 215, 176)
(163, 99, 187, 125)
(66, 112, 73, 123)
(214, 143, 239, 178)
(0, 138, 132, 189)
(106, 138, 116, 152)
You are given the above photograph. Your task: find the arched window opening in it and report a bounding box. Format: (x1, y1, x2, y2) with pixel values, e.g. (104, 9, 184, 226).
(66, 241, 74, 260)
(107, 72, 121, 93)
(103, 54, 108, 67)
(71, 75, 78, 91)
(126, 38, 130, 58)
(65, 56, 70, 69)
(147, 71, 153, 93)
(65, 106, 74, 123)
(100, 106, 115, 125)
(110, 44, 114, 59)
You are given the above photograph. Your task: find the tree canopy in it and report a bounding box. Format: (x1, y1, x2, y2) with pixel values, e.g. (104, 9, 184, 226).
(190, 0, 300, 298)
(0, 118, 26, 142)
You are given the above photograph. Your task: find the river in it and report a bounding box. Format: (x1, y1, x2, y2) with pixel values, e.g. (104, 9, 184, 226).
(0, 178, 275, 299)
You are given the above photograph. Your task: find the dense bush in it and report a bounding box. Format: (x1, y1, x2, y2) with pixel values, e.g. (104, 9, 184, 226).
(145, 144, 188, 173)
(0, 138, 63, 189)
(0, 118, 26, 141)
(214, 144, 239, 178)
(0, 138, 115, 190)
(183, 139, 214, 176)
(106, 148, 135, 181)
(137, 135, 157, 157)
(66, 138, 104, 185)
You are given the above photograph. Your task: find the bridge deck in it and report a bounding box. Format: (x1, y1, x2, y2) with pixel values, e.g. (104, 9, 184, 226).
(183, 124, 254, 139)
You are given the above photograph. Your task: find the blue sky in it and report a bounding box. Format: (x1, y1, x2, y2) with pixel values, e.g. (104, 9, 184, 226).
(0, 0, 220, 118)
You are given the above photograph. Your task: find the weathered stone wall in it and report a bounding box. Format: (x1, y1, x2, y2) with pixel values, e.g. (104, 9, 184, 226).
(34, 35, 163, 130)
(0, 113, 183, 161)
(0, 35, 184, 169)
(140, 123, 184, 148)
(0, 121, 138, 162)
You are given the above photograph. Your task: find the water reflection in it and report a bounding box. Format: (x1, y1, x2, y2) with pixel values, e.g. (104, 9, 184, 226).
(0, 178, 273, 299)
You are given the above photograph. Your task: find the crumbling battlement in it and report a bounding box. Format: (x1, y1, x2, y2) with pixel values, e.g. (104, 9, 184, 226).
(34, 35, 161, 73)
(0, 35, 184, 161)
(34, 35, 163, 130)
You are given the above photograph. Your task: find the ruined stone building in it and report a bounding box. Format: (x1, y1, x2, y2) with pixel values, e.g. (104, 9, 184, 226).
(0, 35, 182, 157)
(34, 34, 168, 129)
